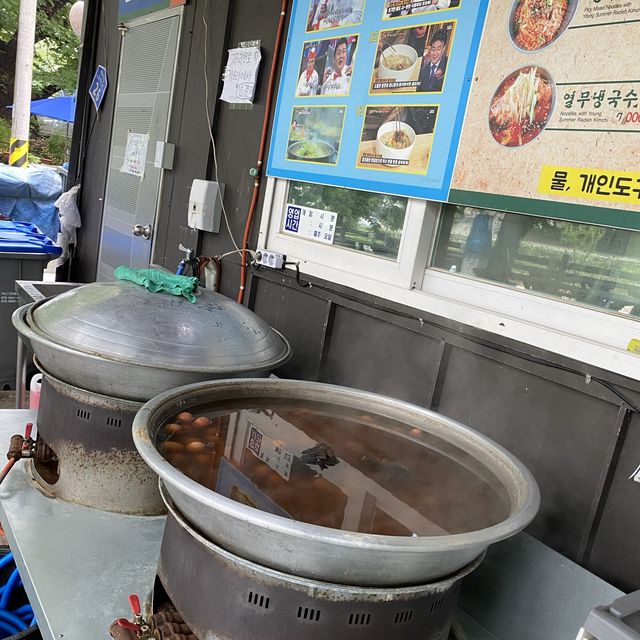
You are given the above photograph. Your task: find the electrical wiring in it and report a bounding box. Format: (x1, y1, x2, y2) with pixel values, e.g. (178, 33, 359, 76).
(201, 0, 240, 253)
(282, 267, 640, 413)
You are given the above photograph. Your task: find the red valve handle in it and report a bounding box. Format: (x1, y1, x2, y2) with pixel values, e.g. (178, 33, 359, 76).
(24, 423, 32, 440)
(128, 594, 141, 616)
(117, 618, 140, 631)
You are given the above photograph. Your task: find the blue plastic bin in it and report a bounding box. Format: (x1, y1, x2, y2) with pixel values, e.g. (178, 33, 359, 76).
(0, 221, 62, 389)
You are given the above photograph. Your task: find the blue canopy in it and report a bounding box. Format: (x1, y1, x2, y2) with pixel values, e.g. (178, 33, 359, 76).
(28, 95, 76, 123)
(7, 96, 76, 123)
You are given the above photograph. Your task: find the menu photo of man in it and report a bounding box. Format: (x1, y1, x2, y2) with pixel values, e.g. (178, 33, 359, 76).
(306, 0, 366, 32)
(370, 21, 455, 95)
(296, 35, 358, 98)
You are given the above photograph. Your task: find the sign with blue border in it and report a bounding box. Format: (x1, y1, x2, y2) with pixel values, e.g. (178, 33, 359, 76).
(89, 65, 108, 112)
(267, 0, 489, 202)
(118, 0, 186, 21)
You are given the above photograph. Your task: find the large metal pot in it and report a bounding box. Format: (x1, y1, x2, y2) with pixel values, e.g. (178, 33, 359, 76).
(133, 379, 540, 587)
(12, 281, 291, 401)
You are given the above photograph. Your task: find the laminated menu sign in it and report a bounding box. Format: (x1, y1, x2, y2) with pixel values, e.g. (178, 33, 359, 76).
(267, 0, 488, 201)
(451, 0, 640, 212)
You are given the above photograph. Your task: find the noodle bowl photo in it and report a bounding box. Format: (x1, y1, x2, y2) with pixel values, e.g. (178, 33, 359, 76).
(508, 0, 578, 52)
(377, 44, 419, 82)
(488, 66, 555, 148)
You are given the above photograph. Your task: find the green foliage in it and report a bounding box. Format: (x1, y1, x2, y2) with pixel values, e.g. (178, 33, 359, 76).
(46, 132, 66, 165)
(0, 117, 11, 153)
(0, 0, 79, 98)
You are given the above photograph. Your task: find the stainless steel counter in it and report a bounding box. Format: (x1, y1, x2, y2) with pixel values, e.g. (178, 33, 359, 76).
(0, 410, 165, 639)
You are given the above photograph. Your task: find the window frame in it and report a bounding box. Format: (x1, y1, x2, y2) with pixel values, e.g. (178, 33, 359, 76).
(259, 177, 640, 380)
(259, 178, 438, 290)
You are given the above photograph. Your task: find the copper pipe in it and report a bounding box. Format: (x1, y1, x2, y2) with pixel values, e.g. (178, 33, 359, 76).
(237, 0, 290, 304)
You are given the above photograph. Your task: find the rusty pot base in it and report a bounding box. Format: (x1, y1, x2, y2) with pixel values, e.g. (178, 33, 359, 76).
(35, 364, 163, 515)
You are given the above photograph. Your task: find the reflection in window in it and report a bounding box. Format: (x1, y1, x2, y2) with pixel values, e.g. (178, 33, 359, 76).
(285, 181, 408, 260)
(433, 205, 640, 317)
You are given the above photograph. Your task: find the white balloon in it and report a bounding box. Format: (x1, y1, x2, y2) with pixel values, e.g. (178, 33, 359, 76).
(69, 1, 85, 38)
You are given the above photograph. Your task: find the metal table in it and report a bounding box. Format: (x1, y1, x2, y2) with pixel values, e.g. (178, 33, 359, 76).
(0, 410, 165, 639)
(0, 409, 624, 640)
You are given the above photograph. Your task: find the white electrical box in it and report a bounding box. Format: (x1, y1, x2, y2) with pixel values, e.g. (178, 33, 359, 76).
(188, 179, 225, 233)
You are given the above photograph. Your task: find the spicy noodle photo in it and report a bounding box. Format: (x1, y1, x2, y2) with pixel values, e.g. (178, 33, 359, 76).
(508, 0, 578, 52)
(488, 66, 555, 148)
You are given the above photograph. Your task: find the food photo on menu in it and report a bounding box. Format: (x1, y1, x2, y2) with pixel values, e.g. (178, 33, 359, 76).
(384, 0, 461, 19)
(370, 21, 455, 94)
(296, 35, 358, 97)
(357, 105, 438, 174)
(287, 105, 346, 165)
(306, 0, 365, 32)
(489, 66, 555, 147)
(508, 0, 577, 52)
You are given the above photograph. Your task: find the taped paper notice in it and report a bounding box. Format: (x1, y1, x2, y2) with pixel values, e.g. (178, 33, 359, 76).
(220, 47, 261, 104)
(121, 132, 149, 178)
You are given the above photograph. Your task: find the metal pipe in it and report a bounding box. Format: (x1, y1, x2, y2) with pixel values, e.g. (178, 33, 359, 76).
(15, 338, 26, 409)
(9, 0, 38, 167)
(237, 0, 290, 304)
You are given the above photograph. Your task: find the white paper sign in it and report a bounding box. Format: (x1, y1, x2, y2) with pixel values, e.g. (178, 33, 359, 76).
(246, 423, 293, 481)
(121, 132, 149, 178)
(284, 203, 337, 245)
(220, 47, 262, 104)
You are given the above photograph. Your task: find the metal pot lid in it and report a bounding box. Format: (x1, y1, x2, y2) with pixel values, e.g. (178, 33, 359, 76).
(28, 281, 291, 373)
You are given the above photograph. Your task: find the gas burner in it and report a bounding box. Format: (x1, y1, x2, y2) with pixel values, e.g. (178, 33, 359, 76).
(33, 364, 162, 514)
(148, 486, 480, 640)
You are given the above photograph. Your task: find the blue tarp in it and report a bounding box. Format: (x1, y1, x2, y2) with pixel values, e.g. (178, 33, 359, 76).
(0, 164, 62, 240)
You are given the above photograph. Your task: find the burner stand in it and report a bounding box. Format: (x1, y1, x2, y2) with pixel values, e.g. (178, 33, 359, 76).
(156, 489, 483, 640)
(35, 367, 163, 514)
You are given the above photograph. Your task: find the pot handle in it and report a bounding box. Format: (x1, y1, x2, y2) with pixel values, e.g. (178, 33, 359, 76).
(11, 304, 36, 351)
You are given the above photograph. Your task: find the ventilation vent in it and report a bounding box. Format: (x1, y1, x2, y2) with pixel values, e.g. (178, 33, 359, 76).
(297, 606, 321, 622)
(248, 591, 270, 609)
(429, 598, 445, 613)
(106, 416, 122, 428)
(348, 613, 371, 626)
(394, 609, 414, 624)
(76, 408, 91, 421)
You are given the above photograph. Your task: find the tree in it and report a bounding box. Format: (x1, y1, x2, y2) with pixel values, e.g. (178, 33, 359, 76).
(0, 0, 79, 113)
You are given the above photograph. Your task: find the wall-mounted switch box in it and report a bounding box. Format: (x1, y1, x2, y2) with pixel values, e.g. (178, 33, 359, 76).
(188, 179, 225, 233)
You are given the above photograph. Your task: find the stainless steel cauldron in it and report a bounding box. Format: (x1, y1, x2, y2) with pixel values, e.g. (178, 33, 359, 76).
(133, 378, 540, 587)
(12, 280, 291, 401)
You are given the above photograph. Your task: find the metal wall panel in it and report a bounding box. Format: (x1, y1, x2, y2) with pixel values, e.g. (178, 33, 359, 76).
(435, 347, 621, 562)
(251, 277, 330, 380)
(320, 306, 442, 407)
(585, 411, 640, 592)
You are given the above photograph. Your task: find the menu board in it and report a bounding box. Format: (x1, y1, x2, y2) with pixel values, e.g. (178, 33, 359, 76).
(451, 0, 640, 216)
(267, 0, 489, 201)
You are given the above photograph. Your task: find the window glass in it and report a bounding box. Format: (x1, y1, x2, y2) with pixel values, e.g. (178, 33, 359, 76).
(432, 205, 640, 317)
(285, 181, 408, 260)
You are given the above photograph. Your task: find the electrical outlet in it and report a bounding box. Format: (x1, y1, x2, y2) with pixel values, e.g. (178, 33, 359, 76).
(256, 250, 286, 269)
